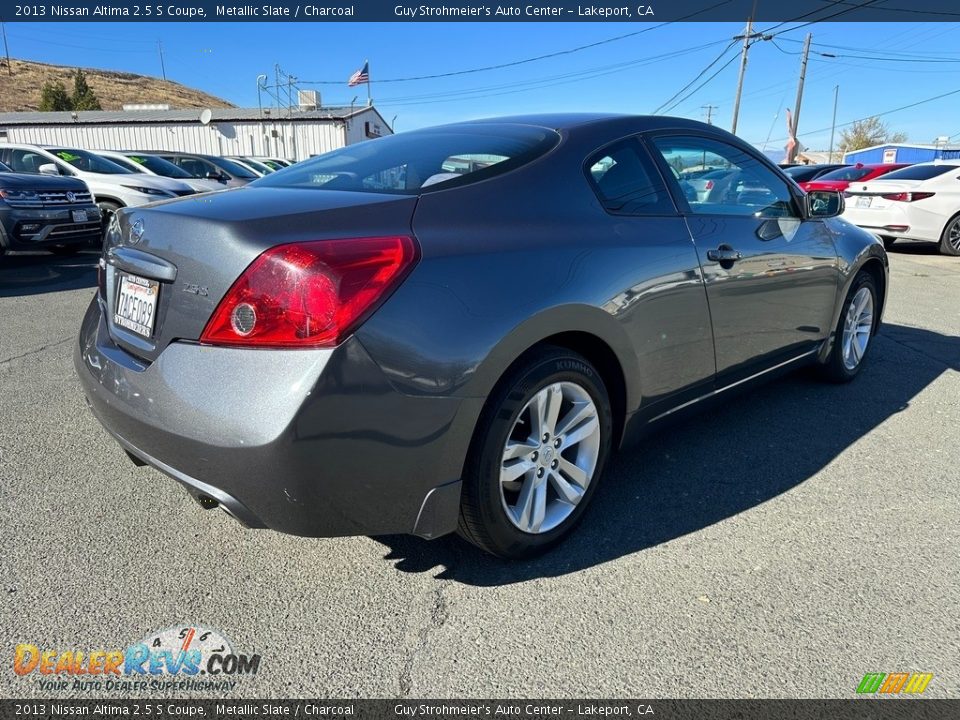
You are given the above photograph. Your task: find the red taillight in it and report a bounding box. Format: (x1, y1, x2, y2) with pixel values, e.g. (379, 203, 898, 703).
(880, 192, 935, 202)
(704, 180, 714, 190)
(200, 236, 419, 348)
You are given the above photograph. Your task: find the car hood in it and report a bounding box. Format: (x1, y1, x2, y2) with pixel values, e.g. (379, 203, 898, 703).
(73, 170, 184, 192)
(0, 171, 89, 191)
(182, 178, 225, 193)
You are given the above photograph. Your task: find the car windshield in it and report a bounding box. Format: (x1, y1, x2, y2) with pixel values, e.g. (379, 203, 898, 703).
(126, 154, 194, 179)
(0, 161, 11, 172)
(879, 164, 959, 181)
(213, 157, 259, 179)
(254, 124, 560, 194)
(815, 166, 874, 182)
(48, 148, 133, 174)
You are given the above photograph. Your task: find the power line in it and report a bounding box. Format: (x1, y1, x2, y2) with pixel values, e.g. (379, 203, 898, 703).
(761, 0, 886, 38)
(652, 42, 738, 114)
(754, 86, 960, 146)
(660, 51, 742, 115)
(298, 0, 734, 85)
(339, 42, 732, 109)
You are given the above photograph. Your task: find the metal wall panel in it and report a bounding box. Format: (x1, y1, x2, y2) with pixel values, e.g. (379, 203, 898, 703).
(0, 112, 388, 161)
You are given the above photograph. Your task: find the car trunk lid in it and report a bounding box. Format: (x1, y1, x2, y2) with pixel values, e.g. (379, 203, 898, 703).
(843, 179, 925, 211)
(103, 187, 418, 363)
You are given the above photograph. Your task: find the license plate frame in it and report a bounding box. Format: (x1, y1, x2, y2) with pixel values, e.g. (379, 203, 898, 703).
(71, 209, 88, 223)
(114, 272, 159, 339)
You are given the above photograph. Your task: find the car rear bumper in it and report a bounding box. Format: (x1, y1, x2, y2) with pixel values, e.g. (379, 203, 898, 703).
(842, 203, 940, 242)
(74, 296, 476, 539)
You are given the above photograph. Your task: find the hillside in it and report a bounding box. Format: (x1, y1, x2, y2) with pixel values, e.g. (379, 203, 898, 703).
(0, 58, 235, 112)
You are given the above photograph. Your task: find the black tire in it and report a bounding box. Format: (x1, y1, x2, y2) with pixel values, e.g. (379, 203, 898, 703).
(819, 271, 878, 383)
(879, 235, 896, 250)
(939, 214, 960, 257)
(96, 200, 122, 244)
(48, 245, 83, 256)
(457, 346, 613, 559)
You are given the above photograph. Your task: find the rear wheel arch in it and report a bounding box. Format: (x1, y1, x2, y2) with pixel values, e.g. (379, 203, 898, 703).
(471, 330, 630, 455)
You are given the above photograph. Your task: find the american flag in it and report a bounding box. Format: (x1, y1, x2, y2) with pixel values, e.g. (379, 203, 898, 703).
(348, 62, 369, 87)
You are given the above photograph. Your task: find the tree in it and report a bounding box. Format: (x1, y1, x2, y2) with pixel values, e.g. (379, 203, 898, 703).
(38, 80, 72, 111)
(839, 117, 907, 153)
(71, 69, 101, 111)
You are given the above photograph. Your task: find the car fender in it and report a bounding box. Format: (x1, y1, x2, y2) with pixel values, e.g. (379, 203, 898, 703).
(467, 302, 641, 412)
(818, 218, 889, 363)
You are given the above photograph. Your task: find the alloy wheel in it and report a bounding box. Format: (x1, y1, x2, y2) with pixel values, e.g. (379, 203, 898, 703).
(949, 219, 960, 252)
(499, 382, 601, 534)
(841, 286, 874, 370)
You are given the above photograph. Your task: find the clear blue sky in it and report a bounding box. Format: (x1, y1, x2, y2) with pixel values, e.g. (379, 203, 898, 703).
(5, 21, 960, 151)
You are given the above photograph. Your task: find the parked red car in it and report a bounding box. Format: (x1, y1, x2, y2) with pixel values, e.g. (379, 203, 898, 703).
(799, 163, 911, 192)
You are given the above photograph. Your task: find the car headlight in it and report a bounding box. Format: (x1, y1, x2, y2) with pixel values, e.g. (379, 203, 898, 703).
(122, 185, 174, 197)
(0, 188, 41, 203)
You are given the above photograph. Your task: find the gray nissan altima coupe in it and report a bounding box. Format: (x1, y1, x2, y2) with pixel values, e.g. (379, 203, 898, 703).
(76, 114, 888, 558)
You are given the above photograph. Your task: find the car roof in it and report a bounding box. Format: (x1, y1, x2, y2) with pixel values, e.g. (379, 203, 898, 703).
(424, 113, 724, 134)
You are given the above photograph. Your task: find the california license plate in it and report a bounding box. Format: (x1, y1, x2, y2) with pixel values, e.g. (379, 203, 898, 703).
(115, 273, 159, 338)
(856, 196, 873, 208)
(71, 209, 88, 222)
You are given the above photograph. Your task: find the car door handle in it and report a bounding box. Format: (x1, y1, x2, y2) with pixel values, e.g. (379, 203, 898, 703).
(707, 246, 742, 263)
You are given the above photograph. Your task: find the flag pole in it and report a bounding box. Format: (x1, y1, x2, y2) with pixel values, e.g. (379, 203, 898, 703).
(366, 59, 371, 105)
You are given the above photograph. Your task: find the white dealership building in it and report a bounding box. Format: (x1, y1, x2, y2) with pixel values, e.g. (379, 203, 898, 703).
(0, 104, 392, 162)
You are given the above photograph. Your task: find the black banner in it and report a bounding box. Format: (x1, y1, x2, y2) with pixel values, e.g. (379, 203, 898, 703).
(2, 0, 960, 23)
(2, 700, 959, 720)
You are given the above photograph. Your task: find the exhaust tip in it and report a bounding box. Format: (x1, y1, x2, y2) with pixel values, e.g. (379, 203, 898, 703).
(196, 495, 219, 510)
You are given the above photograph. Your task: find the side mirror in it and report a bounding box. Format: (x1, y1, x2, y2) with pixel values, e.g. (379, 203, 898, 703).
(38, 163, 60, 176)
(806, 190, 844, 219)
(206, 171, 227, 182)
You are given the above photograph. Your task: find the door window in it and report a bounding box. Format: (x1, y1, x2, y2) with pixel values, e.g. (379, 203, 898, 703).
(650, 136, 796, 218)
(6, 149, 57, 174)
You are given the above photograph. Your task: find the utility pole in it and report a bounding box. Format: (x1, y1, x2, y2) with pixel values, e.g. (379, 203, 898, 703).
(157, 40, 167, 81)
(730, 18, 754, 135)
(828, 85, 839, 162)
(275, 64, 281, 112)
(1, 21, 11, 77)
(787, 33, 813, 164)
(702, 105, 718, 125)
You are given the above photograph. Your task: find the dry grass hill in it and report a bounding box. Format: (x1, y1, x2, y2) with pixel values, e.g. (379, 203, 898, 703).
(0, 58, 234, 112)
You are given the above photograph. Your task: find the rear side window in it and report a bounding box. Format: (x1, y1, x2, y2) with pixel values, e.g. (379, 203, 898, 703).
(879, 164, 959, 181)
(255, 124, 559, 194)
(586, 140, 674, 216)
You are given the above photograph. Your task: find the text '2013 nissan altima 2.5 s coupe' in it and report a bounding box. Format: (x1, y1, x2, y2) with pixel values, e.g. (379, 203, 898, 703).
(76, 115, 888, 558)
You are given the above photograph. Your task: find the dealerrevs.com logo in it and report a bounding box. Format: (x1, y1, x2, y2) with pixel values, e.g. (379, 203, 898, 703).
(14, 625, 261, 693)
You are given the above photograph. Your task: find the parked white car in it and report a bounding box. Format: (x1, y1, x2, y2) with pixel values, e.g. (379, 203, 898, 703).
(0, 144, 195, 227)
(95, 151, 223, 193)
(842, 161, 960, 256)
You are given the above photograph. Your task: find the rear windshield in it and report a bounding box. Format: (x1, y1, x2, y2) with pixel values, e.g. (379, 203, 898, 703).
(49, 148, 133, 174)
(253, 124, 559, 194)
(815, 166, 874, 182)
(126, 154, 193, 179)
(878, 164, 959, 181)
(783, 166, 827, 182)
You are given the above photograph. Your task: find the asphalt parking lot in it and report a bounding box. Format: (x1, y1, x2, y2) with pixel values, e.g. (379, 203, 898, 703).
(1, 243, 957, 699)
